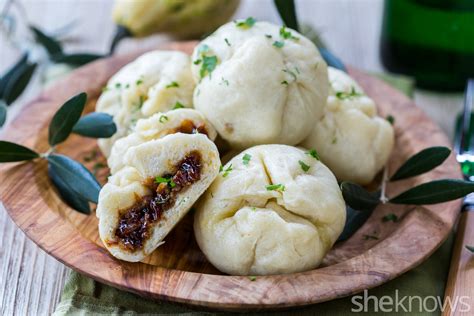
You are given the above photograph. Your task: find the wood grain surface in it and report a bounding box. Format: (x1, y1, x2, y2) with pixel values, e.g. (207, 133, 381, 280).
(443, 210, 474, 316)
(0, 40, 463, 311)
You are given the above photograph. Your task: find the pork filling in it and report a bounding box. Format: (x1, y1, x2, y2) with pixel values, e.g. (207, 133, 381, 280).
(113, 151, 202, 252)
(174, 119, 208, 136)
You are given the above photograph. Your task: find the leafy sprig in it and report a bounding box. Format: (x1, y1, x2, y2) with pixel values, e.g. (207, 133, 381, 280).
(0, 92, 116, 214)
(338, 146, 471, 241)
(0, 22, 104, 127)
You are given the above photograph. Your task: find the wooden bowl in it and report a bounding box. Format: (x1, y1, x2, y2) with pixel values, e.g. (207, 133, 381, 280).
(0, 42, 462, 311)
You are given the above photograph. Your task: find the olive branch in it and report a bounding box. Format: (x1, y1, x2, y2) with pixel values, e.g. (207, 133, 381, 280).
(0, 92, 115, 214)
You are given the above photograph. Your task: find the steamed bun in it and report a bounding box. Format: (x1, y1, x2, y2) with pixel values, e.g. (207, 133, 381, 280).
(191, 20, 329, 149)
(96, 50, 195, 156)
(97, 133, 220, 262)
(301, 67, 394, 185)
(108, 108, 217, 174)
(194, 144, 346, 275)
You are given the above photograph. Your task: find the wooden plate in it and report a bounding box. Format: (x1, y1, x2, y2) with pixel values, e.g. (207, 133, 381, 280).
(0, 42, 462, 311)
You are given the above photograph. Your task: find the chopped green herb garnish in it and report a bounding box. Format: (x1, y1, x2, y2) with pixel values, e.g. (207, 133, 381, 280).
(279, 26, 299, 40)
(101, 86, 109, 92)
(306, 149, 320, 160)
(335, 87, 363, 100)
(200, 55, 218, 78)
(235, 17, 256, 29)
(173, 102, 185, 109)
(193, 59, 202, 65)
(251, 207, 257, 211)
(125, 83, 130, 89)
(220, 77, 229, 86)
(281, 80, 289, 85)
(136, 79, 143, 85)
(159, 114, 168, 123)
(298, 160, 310, 172)
(386, 115, 395, 125)
(382, 213, 398, 222)
(248, 276, 257, 281)
(224, 38, 231, 46)
(363, 234, 379, 240)
(242, 153, 251, 165)
(115, 83, 122, 89)
(166, 81, 179, 88)
(265, 34, 272, 39)
(273, 41, 284, 48)
(155, 176, 176, 188)
(220, 164, 233, 177)
(465, 245, 474, 253)
(266, 183, 285, 192)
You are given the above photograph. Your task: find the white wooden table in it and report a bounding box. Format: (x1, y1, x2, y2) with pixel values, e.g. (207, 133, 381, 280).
(0, 0, 463, 314)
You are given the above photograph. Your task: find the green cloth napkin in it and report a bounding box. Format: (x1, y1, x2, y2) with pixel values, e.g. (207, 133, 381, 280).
(54, 74, 455, 315)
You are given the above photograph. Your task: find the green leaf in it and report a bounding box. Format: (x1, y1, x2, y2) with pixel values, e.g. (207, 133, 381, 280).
(30, 25, 63, 56)
(3, 62, 37, 105)
(306, 149, 320, 160)
(52, 53, 103, 66)
(72, 112, 116, 138)
(0, 141, 39, 162)
(242, 153, 251, 165)
(220, 164, 233, 177)
(48, 164, 90, 214)
(390, 146, 451, 181)
(298, 160, 310, 172)
(273, 41, 284, 48)
(266, 183, 285, 192)
(341, 182, 381, 211)
(200, 55, 218, 79)
(338, 206, 374, 242)
(173, 102, 185, 109)
(273, 0, 299, 31)
(466, 245, 474, 253)
(0, 53, 28, 99)
(0, 101, 7, 127)
(234, 17, 256, 29)
(47, 154, 101, 203)
(390, 179, 474, 205)
(109, 25, 132, 55)
(49, 92, 87, 146)
(155, 176, 176, 188)
(382, 213, 398, 222)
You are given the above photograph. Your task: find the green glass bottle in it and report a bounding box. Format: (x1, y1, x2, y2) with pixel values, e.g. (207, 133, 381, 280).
(380, 0, 474, 91)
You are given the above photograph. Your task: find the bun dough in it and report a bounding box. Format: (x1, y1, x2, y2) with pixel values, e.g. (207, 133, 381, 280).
(301, 67, 394, 185)
(108, 108, 217, 174)
(194, 144, 346, 275)
(96, 50, 195, 156)
(97, 133, 220, 262)
(191, 21, 329, 149)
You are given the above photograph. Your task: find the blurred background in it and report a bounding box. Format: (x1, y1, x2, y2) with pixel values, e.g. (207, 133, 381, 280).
(0, 0, 470, 138)
(0, 0, 471, 314)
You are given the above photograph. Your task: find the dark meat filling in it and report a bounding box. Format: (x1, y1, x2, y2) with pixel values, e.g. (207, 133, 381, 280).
(174, 119, 208, 136)
(113, 151, 202, 252)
